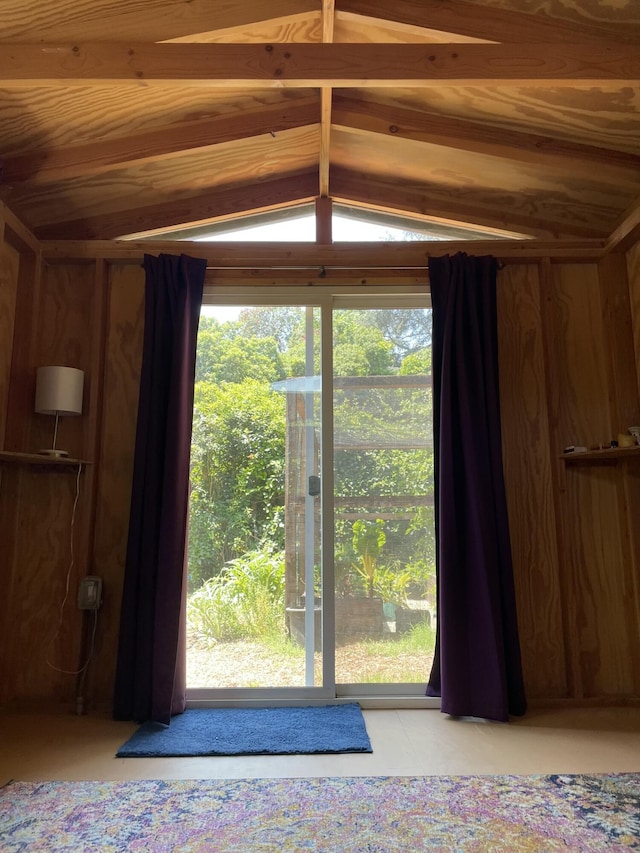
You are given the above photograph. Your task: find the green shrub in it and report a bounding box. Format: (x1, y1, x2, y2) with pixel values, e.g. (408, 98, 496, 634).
(187, 546, 285, 641)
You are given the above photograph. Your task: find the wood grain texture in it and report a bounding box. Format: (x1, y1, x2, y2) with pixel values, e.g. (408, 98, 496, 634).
(35, 170, 319, 241)
(166, 13, 322, 44)
(0, 0, 318, 42)
(541, 259, 640, 698)
(0, 464, 88, 704)
(352, 87, 640, 154)
(565, 464, 635, 696)
(14, 127, 320, 228)
(330, 169, 605, 239)
(334, 11, 487, 44)
(1, 43, 638, 88)
(496, 263, 566, 697)
(332, 96, 640, 182)
(89, 264, 144, 704)
(3, 99, 320, 184)
(597, 253, 640, 434)
(0, 239, 20, 446)
(628, 242, 640, 403)
(0, 88, 313, 154)
(330, 128, 638, 219)
(340, 0, 640, 44)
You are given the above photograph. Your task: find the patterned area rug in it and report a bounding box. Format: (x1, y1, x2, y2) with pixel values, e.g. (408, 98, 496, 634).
(1, 774, 639, 851)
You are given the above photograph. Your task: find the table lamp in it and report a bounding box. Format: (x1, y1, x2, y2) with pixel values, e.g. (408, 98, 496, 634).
(35, 365, 84, 457)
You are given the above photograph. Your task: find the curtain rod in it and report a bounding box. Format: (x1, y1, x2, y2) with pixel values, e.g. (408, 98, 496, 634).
(203, 261, 504, 272)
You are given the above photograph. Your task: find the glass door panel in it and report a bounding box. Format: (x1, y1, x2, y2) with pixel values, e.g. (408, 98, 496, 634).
(186, 304, 323, 690)
(332, 307, 436, 686)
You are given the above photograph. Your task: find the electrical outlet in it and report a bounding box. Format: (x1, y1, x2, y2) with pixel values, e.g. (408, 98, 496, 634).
(77, 576, 103, 610)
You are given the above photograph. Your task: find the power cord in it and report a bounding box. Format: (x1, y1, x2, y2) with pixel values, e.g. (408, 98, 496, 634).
(45, 463, 99, 679)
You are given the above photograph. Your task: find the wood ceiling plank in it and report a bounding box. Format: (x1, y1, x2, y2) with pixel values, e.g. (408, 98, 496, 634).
(32, 170, 319, 240)
(334, 11, 489, 43)
(332, 96, 640, 182)
(2, 98, 320, 184)
(0, 0, 318, 42)
(1, 43, 638, 88)
(13, 127, 320, 226)
(330, 128, 638, 216)
(164, 13, 321, 44)
(338, 0, 640, 44)
(330, 168, 608, 239)
(349, 86, 640, 154)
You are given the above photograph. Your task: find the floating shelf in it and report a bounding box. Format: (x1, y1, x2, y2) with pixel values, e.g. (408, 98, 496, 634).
(0, 451, 90, 467)
(560, 446, 640, 463)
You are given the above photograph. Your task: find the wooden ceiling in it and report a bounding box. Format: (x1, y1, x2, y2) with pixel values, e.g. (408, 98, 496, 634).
(1, 0, 639, 244)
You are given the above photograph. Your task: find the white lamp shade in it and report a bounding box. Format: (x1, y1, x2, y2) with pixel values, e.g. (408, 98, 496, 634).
(35, 366, 84, 416)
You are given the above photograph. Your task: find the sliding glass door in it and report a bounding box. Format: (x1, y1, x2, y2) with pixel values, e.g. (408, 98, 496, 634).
(186, 288, 435, 704)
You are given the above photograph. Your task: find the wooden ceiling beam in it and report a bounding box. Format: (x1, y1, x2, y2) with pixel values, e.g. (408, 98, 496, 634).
(40, 238, 608, 265)
(332, 96, 640, 182)
(1, 98, 319, 185)
(33, 170, 319, 240)
(1, 43, 638, 88)
(319, 0, 335, 197)
(337, 0, 640, 44)
(330, 168, 606, 240)
(605, 194, 640, 254)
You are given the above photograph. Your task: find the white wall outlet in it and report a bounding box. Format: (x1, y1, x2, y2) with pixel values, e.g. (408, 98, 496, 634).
(77, 576, 103, 610)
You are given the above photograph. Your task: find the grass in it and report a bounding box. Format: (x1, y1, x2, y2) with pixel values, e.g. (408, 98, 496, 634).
(187, 620, 436, 687)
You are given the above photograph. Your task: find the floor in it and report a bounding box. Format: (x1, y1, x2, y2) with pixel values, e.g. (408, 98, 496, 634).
(1, 706, 640, 784)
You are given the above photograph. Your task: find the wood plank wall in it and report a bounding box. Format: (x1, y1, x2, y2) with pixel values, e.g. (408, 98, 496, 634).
(1, 226, 639, 709)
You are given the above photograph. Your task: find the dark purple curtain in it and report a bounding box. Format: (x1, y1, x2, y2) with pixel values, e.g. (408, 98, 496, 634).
(426, 253, 526, 722)
(113, 253, 206, 724)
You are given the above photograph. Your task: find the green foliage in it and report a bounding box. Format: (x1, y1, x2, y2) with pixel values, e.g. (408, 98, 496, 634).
(352, 519, 386, 597)
(187, 546, 286, 641)
(189, 305, 436, 628)
(196, 317, 285, 384)
(399, 348, 432, 375)
(188, 379, 285, 588)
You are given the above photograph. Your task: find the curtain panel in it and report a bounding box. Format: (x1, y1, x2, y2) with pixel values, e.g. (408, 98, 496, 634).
(113, 253, 206, 724)
(426, 252, 527, 722)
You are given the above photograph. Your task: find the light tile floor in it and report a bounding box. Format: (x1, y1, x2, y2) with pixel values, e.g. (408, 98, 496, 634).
(1, 706, 639, 784)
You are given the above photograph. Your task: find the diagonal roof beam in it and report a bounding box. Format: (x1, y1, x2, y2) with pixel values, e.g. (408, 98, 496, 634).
(330, 168, 607, 240)
(1, 98, 319, 185)
(1, 43, 638, 88)
(605, 193, 640, 253)
(32, 169, 319, 240)
(332, 96, 640, 182)
(338, 0, 640, 44)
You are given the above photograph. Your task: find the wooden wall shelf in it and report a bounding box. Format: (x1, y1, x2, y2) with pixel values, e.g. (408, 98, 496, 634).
(561, 447, 640, 463)
(0, 451, 90, 467)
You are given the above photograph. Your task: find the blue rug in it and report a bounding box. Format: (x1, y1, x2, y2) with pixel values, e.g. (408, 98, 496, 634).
(116, 704, 372, 757)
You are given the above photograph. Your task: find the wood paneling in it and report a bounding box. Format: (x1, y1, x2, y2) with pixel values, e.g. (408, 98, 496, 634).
(496, 263, 566, 697)
(629, 242, 640, 394)
(2, 223, 640, 708)
(0, 239, 19, 445)
(89, 264, 144, 705)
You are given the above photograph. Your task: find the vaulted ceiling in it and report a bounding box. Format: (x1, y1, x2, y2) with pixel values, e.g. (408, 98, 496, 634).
(1, 0, 639, 243)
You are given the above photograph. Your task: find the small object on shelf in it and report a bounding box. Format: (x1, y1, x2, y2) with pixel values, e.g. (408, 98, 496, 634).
(629, 426, 640, 446)
(618, 433, 635, 448)
(563, 445, 587, 454)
